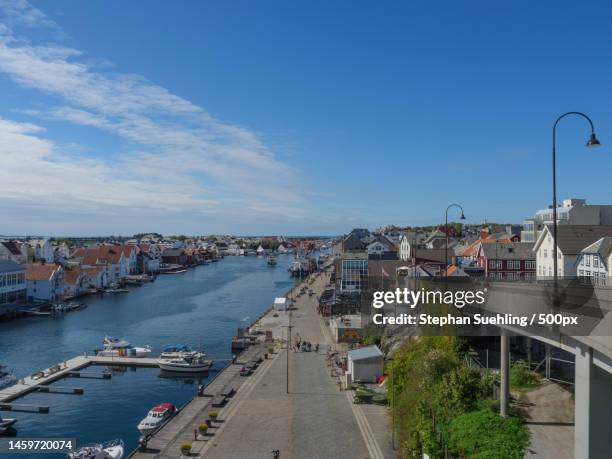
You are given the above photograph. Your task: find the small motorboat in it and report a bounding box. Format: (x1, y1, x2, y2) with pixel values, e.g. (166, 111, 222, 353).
(157, 353, 212, 373)
(0, 366, 16, 390)
(267, 255, 278, 266)
(97, 337, 152, 358)
(137, 403, 176, 435)
(68, 439, 124, 459)
(0, 414, 17, 430)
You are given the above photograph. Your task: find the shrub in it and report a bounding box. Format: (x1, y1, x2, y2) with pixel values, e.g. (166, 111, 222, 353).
(510, 360, 539, 389)
(447, 409, 529, 458)
(180, 442, 192, 452)
(198, 423, 208, 433)
(208, 411, 218, 420)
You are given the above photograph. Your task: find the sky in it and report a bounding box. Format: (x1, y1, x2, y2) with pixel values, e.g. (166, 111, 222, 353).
(1, 1, 612, 236)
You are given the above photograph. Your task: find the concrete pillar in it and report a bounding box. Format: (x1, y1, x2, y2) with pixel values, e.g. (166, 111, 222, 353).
(575, 346, 612, 458)
(500, 334, 509, 417)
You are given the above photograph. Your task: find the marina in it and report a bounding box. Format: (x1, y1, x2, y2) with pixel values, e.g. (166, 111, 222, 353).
(0, 255, 296, 457)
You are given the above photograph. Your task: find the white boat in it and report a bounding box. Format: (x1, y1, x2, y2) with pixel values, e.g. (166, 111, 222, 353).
(158, 344, 197, 360)
(156, 353, 212, 373)
(97, 337, 152, 358)
(267, 255, 278, 265)
(137, 403, 176, 435)
(0, 366, 16, 390)
(0, 414, 17, 430)
(68, 439, 124, 459)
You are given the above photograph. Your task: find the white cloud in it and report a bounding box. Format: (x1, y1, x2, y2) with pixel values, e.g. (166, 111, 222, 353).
(0, 2, 311, 233)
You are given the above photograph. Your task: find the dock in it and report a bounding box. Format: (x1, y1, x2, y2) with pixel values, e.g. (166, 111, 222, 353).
(130, 344, 271, 459)
(0, 355, 160, 404)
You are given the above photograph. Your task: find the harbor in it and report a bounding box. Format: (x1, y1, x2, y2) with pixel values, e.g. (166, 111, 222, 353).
(0, 255, 297, 456)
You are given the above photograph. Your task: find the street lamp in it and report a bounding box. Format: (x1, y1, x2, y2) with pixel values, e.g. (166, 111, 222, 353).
(445, 204, 466, 277)
(551, 112, 601, 304)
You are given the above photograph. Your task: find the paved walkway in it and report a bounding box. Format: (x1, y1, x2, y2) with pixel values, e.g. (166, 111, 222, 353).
(522, 381, 574, 459)
(201, 272, 389, 459)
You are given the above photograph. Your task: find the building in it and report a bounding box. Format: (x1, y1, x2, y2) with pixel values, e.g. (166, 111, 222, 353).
(575, 237, 612, 285)
(26, 262, 64, 302)
(525, 198, 612, 242)
(534, 225, 612, 278)
(0, 240, 27, 265)
(161, 248, 187, 265)
(366, 235, 398, 260)
(342, 233, 366, 253)
(81, 266, 109, 289)
(479, 242, 536, 280)
(334, 253, 369, 293)
(71, 245, 129, 284)
(329, 315, 362, 343)
(28, 239, 54, 262)
(347, 345, 384, 383)
(63, 267, 91, 298)
(0, 260, 27, 305)
(398, 232, 428, 261)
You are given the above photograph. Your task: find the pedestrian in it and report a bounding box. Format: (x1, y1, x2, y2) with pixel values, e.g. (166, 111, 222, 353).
(194, 428, 198, 441)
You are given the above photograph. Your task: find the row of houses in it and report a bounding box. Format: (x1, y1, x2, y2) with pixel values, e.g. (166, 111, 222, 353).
(332, 198, 612, 300)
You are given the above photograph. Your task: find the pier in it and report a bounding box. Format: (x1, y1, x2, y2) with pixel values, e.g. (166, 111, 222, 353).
(0, 355, 160, 404)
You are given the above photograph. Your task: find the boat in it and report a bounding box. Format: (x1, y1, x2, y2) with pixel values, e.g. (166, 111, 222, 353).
(156, 353, 212, 373)
(267, 255, 278, 266)
(0, 414, 17, 430)
(0, 366, 16, 390)
(97, 337, 152, 358)
(158, 344, 197, 360)
(137, 403, 176, 435)
(68, 439, 124, 459)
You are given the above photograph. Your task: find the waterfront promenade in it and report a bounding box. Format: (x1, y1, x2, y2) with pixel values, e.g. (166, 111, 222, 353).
(196, 272, 394, 459)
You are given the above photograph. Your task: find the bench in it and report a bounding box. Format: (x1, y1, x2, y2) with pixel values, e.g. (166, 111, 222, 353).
(220, 385, 237, 398)
(211, 395, 227, 407)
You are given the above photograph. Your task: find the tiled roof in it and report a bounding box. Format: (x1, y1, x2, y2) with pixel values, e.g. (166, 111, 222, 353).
(64, 267, 85, 285)
(72, 246, 125, 265)
(1, 240, 22, 256)
(26, 263, 60, 281)
(481, 242, 535, 260)
(538, 225, 612, 255)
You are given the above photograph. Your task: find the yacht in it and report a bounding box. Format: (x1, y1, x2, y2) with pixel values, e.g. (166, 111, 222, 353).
(137, 403, 176, 435)
(0, 366, 16, 390)
(97, 337, 152, 358)
(156, 353, 212, 373)
(158, 344, 197, 360)
(267, 254, 278, 265)
(68, 439, 124, 459)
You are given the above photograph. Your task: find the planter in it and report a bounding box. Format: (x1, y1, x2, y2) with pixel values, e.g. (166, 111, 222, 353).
(180, 442, 192, 455)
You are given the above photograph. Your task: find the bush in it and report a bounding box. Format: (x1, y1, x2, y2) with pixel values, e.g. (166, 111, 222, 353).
(208, 411, 218, 420)
(510, 360, 539, 389)
(198, 423, 208, 433)
(180, 442, 192, 452)
(447, 409, 529, 458)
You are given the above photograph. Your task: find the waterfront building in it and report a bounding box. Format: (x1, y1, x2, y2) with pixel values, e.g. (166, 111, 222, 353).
(81, 266, 109, 289)
(63, 267, 91, 298)
(398, 232, 428, 261)
(366, 235, 398, 260)
(334, 253, 368, 293)
(0, 260, 27, 305)
(161, 248, 187, 265)
(534, 225, 612, 278)
(71, 245, 129, 284)
(26, 262, 64, 302)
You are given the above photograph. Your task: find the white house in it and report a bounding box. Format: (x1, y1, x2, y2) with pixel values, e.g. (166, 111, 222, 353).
(534, 225, 612, 278)
(347, 345, 384, 383)
(81, 266, 109, 289)
(575, 237, 612, 285)
(28, 239, 54, 262)
(0, 260, 27, 305)
(71, 246, 129, 284)
(63, 267, 91, 298)
(26, 262, 64, 302)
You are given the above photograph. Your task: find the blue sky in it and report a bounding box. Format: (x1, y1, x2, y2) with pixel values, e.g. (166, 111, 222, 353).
(1, 1, 611, 236)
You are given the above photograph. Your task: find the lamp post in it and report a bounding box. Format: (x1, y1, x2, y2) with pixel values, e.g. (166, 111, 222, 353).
(445, 204, 466, 277)
(551, 112, 600, 304)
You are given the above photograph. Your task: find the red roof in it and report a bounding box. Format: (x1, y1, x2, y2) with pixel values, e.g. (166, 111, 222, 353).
(26, 263, 60, 281)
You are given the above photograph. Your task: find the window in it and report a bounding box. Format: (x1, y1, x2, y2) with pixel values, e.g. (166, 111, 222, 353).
(525, 261, 536, 270)
(489, 260, 496, 269)
(594, 257, 599, 268)
(579, 269, 584, 276)
(543, 249, 547, 258)
(585, 255, 591, 267)
(507, 260, 520, 270)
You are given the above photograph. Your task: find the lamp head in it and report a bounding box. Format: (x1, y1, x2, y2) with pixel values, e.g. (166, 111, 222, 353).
(586, 132, 601, 148)
(460, 213, 466, 220)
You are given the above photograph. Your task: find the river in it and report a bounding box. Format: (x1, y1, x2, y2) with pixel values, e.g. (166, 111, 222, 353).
(0, 254, 295, 457)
